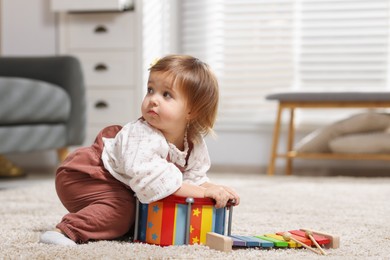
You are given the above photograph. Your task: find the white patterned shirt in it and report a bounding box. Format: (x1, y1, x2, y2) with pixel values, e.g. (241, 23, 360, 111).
(101, 119, 210, 203)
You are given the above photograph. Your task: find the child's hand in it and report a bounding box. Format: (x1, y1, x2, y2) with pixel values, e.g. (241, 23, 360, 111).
(219, 185, 240, 206)
(204, 185, 240, 208)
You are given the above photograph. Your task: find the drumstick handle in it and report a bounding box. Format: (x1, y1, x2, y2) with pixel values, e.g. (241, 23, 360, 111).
(290, 236, 322, 255)
(308, 234, 327, 255)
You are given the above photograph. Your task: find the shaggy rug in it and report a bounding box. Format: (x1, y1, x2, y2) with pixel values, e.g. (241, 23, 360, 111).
(1, 172, 389, 259)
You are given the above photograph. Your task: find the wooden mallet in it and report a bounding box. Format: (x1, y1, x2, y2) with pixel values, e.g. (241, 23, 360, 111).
(305, 231, 327, 255)
(282, 232, 322, 255)
(300, 228, 340, 249)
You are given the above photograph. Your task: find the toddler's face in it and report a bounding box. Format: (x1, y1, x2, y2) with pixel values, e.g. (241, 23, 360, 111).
(142, 72, 190, 140)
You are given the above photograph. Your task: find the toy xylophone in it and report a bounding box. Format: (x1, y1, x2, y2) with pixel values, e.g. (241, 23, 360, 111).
(206, 229, 340, 254)
(132, 195, 339, 255)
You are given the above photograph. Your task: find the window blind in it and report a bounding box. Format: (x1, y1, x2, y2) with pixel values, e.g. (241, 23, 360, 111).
(180, 0, 390, 128)
(296, 0, 390, 124)
(181, 0, 294, 127)
(141, 0, 176, 93)
(299, 0, 389, 91)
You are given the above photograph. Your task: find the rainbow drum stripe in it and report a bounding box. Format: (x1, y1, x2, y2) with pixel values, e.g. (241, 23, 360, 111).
(136, 195, 227, 246)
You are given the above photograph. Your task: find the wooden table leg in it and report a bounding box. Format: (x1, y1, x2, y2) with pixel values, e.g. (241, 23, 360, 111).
(286, 108, 295, 175)
(57, 147, 69, 162)
(0, 155, 25, 177)
(267, 104, 283, 176)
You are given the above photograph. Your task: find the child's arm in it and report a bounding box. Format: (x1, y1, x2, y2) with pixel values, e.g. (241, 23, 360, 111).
(173, 182, 239, 208)
(173, 182, 206, 198)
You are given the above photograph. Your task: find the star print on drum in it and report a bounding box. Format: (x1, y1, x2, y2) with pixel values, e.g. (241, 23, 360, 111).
(134, 195, 230, 246)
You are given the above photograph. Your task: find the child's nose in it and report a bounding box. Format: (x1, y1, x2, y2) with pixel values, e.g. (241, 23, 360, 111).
(150, 95, 159, 105)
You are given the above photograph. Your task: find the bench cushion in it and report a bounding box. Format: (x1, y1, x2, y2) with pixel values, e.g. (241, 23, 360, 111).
(266, 92, 390, 102)
(0, 77, 70, 125)
(329, 132, 390, 154)
(296, 112, 390, 153)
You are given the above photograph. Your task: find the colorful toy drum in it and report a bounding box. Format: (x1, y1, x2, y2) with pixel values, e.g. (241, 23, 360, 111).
(133, 195, 233, 246)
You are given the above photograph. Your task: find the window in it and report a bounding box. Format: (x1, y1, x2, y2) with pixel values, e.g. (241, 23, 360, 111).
(299, 0, 389, 91)
(180, 0, 390, 128)
(141, 0, 177, 91)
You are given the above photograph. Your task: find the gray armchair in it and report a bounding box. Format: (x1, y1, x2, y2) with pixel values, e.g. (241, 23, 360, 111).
(0, 56, 86, 172)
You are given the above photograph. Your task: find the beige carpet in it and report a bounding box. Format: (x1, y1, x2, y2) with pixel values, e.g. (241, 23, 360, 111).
(1, 172, 390, 259)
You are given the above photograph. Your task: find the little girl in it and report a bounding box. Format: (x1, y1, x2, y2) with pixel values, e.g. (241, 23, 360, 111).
(40, 54, 240, 246)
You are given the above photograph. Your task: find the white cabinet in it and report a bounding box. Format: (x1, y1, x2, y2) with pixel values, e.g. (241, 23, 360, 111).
(66, 12, 135, 49)
(51, 0, 133, 12)
(57, 9, 140, 145)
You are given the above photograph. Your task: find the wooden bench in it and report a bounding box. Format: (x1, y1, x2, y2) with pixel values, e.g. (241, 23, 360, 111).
(266, 92, 390, 175)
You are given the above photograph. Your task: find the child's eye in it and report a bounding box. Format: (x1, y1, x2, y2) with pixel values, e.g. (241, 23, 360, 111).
(147, 87, 153, 94)
(163, 91, 172, 98)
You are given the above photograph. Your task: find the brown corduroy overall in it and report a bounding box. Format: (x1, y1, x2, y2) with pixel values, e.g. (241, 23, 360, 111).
(55, 125, 136, 243)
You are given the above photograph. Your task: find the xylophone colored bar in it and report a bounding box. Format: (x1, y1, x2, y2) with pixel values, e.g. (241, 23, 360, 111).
(254, 235, 288, 248)
(230, 236, 246, 247)
(289, 230, 330, 245)
(230, 235, 260, 247)
(275, 231, 312, 246)
(230, 235, 273, 248)
(249, 236, 274, 248)
(264, 233, 301, 248)
(300, 228, 340, 249)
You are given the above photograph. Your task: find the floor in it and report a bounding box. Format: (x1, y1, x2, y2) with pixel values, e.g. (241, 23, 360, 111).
(0, 168, 55, 190)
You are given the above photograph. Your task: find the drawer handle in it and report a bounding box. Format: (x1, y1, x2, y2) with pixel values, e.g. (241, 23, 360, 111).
(94, 63, 108, 71)
(94, 25, 108, 33)
(95, 101, 108, 109)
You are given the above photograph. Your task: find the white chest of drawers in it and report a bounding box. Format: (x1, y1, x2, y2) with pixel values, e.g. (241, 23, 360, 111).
(57, 9, 140, 145)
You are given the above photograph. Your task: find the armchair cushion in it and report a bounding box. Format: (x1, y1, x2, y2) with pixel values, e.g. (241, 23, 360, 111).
(0, 125, 67, 152)
(0, 56, 86, 154)
(0, 77, 70, 125)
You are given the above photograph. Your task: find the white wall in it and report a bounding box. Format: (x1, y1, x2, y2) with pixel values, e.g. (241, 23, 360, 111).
(206, 124, 308, 173)
(206, 128, 272, 169)
(0, 0, 56, 56)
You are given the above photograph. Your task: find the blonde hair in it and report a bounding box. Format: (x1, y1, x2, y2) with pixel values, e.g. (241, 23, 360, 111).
(149, 54, 219, 143)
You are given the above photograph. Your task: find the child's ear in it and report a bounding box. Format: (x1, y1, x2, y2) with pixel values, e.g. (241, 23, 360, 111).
(186, 112, 192, 120)
(186, 111, 197, 120)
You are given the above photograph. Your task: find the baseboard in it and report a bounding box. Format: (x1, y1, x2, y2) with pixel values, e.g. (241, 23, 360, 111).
(210, 164, 390, 177)
(209, 165, 265, 174)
